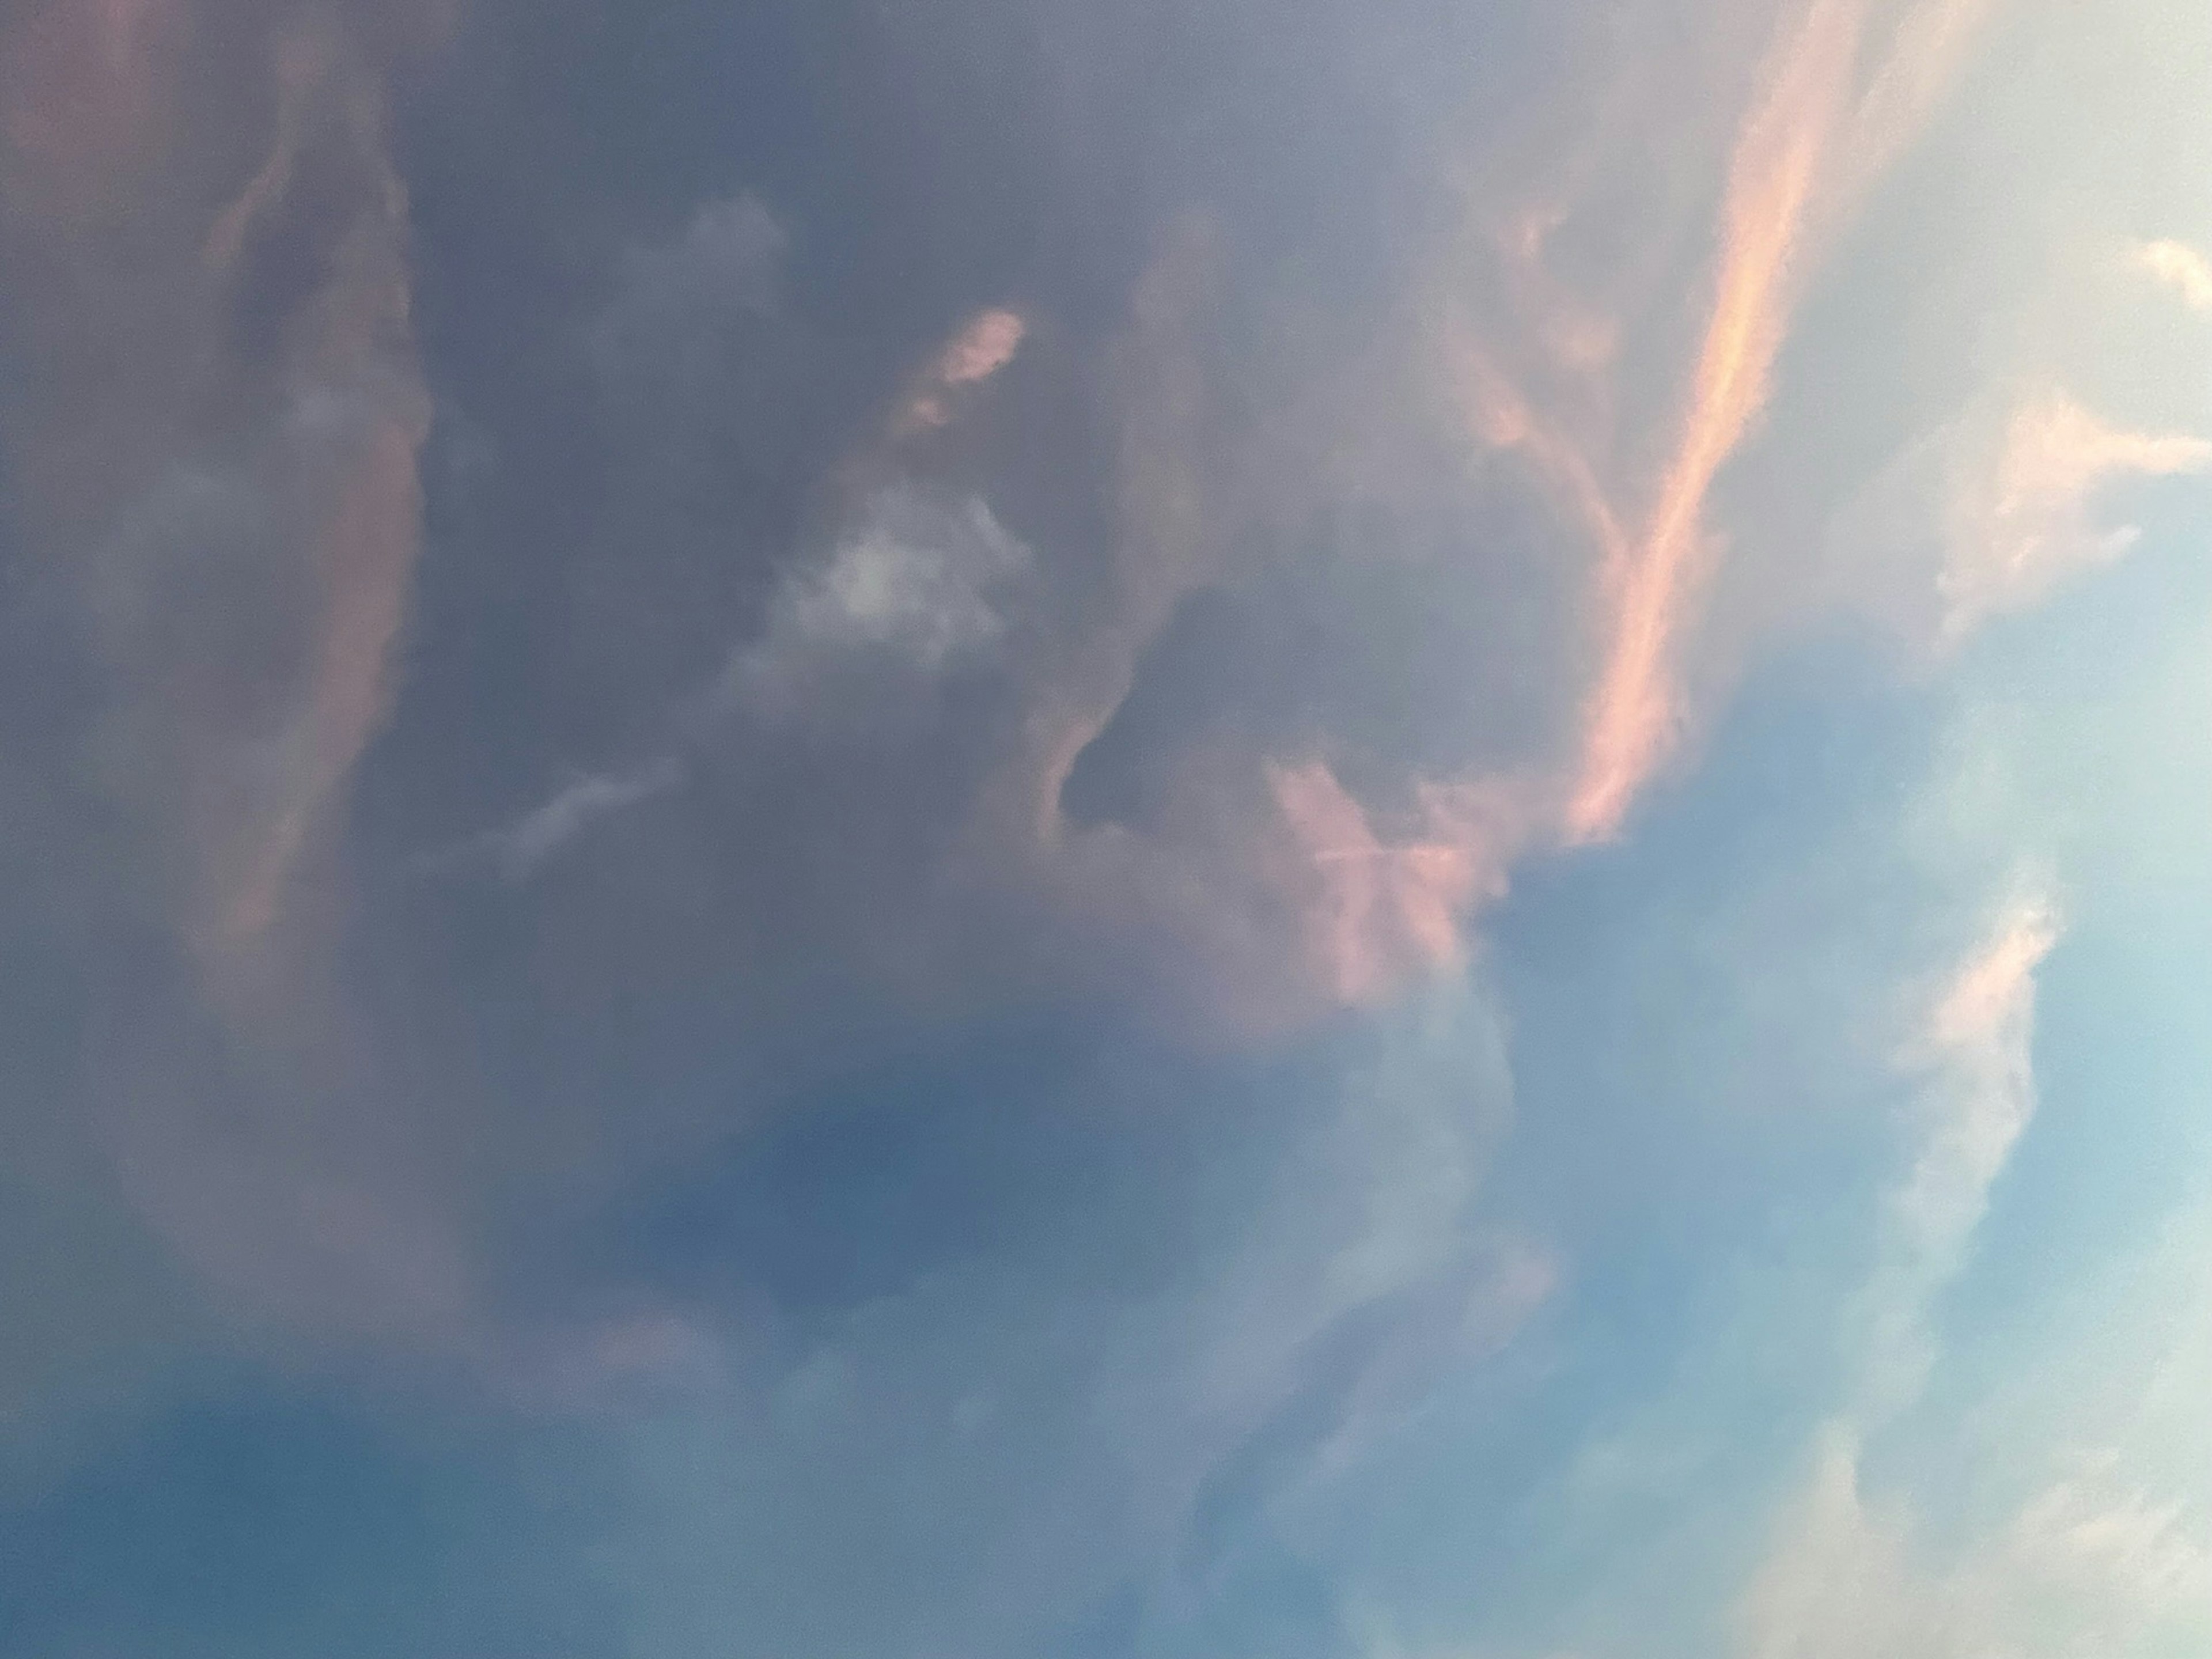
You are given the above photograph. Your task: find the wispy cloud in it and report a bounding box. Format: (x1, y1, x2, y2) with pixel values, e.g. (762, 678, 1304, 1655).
(1938, 392, 2211, 641)
(430, 758, 685, 886)
(1567, 0, 1864, 841)
(1566, 0, 1998, 842)
(3, 8, 437, 984)
(1860, 889, 2058, 1411)
(1743, 1423, 2212, 1659)
(589, 194, 788, 376)
(1741, 891, 2065, 1657)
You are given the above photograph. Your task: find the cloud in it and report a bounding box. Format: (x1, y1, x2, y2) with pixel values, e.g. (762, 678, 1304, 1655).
(2137, 239, 2212, 313)
(0, 1, 457, 1347)
(1740, 1431, 1927, 1659)
(430, 757, 686, 886)
(0, 0, 183, 210)
(1738, 893, 2071, 1659)
(1267, 762, 1531, 1006)
(357, 0, 2030, 1064)
(1565, 0, 1867, 841)
(1429, 0, 2003, 850)
(6, 2, 2212, 1656)
(1830, 383, 2212, 651)
(592, 977, 1543, 1659)
(899, 306, 1028, 431)
(1856, 889, 2058, 1414)
(1743, 1447, 2212, 1659)
(0, 0, 2041, 1413)
(733, 481, 1034, 710)
(6, 8, 435, 985)
(1566, 0, 2001, 842)
(1936, 393, 2212, 640)
(934, 307, 1027, 386)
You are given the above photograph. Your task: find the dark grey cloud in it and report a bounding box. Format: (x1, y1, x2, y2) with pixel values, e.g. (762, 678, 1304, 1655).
(0, 0, 1749, 1412)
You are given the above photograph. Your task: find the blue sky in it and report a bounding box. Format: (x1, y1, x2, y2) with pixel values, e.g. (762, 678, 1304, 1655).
(1, 0, 2209, 1655)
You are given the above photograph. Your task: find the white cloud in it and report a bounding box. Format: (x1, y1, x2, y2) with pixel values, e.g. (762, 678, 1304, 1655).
(1836, 391, 2212, 648)
(1851, 890, 2058, 1416)
(486, 759, 684, 883)
(734, 483, 1032, 710)
(2137, 240, 2212, 313)
(1936, 393, 2211, 642)
(1747, 1450, 2212, 1659)
(1737, 891, 2212, 1659)
(415, 757, 683, 886)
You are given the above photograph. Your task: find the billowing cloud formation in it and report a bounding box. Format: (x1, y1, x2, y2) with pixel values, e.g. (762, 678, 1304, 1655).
(4, 0, 2212, 1654)
(0, 0, 2020, 1363)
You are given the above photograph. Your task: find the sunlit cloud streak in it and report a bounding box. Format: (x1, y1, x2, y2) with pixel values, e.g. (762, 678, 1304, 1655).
(1566, 0, 1997, 841)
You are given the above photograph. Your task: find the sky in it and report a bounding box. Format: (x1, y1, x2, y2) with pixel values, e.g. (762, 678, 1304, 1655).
(0, 0, 2209, 1654)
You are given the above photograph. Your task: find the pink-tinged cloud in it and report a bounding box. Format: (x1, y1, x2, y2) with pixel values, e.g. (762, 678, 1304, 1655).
(1268, 761, 1526, 1007)
(4, 8, 436, 979)
(1927, 896, 2056, 1058)
(1566, 0, 1865, 843)
(1, 4, 457, 1346)
(192, 36, 434, 974)
(1450, 330, 1628, 573)
(1565, 0, 1998, 843)
(2137, 239, 2212, 313)
(222, 411, 431, 952)
(1938, 392, 2211, 641)
(935, 306, 1027, 385)
(898, 306, 1027, 431)
(199, 32, 327, 276)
